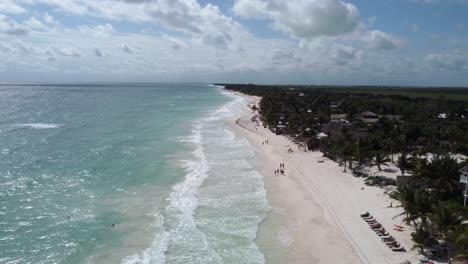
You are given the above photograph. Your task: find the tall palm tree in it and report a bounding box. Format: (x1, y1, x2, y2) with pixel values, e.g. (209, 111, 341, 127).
(429, 202, 463, 263)
(371, 151, 390, 171)
(388, 185, 418, 225)
(410, 155, 429, 185)
(397, 153, 412, 177)
(413, 188, 434, 229)
(383, 136, 398, 162)
(342, 140, 355, 172)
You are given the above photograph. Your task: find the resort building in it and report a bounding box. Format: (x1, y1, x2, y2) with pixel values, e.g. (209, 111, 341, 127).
(331, 113, 348, 120)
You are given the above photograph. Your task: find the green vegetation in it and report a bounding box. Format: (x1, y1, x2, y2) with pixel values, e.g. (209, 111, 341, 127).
(222, 84, 468, 155)
(223, 84, 468, 262)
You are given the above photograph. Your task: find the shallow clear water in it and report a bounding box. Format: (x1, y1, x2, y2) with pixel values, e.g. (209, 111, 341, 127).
(0, 84, 270, 264)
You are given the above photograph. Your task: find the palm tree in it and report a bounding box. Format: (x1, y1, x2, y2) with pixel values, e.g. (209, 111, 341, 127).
(411, 227, 437, 254)
(397, 153, 412, 177)
(427, 155, 462, 196)
(371, 151, 390, 171)
(383, 136, 398, 162)
(342, 140, 355, 172)
(429, 202, 463, 263)
(413, 188, 434, 229)
(388, 185, 418, 225)
(453, 225, 468, 262)
(410, 155, 429, 185)
(389, 185, 434, 228)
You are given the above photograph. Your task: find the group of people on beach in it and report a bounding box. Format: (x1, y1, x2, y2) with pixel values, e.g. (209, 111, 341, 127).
(262, 139, 269, 145)
(275, 163, 286, 176)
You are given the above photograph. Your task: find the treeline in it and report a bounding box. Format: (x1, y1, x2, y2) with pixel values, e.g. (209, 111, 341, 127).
(223, 84, 468, 155)
(389, 155, 468, 262)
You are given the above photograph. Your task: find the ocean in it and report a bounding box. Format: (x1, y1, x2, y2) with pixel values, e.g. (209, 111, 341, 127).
(0, 83, 270, 264)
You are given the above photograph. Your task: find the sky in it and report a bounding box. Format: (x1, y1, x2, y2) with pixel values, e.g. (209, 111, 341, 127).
(0, 0, 467, 86)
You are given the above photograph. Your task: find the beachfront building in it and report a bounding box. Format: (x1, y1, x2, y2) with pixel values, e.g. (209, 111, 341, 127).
(360, 111, 379, 124)
(322, 120, 350, 137)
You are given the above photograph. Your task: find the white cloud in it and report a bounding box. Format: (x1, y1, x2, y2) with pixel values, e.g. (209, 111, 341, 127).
(24, 17, 45, 30)
(78, 24, 115, 38)
(43, 13, 59, 25)
(330, 44, 362, 65)
(163, 35, 188, 50)
(121, 44, 132, 53)
(52, 46, 81, 57)
(425, 51, 468, 71)
(366, 30, 405, 50)
(233, 0, 360, 38)
(0, 15, 30, 35)
(21, 0, 244, 49)
(1, 0, 464, 85)
(0, 42, 13, 52)
(0, 1, 27, 14)
(120, 44, 142, 55)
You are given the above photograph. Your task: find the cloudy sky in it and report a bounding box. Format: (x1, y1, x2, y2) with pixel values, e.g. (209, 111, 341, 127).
(0, 0, 467, 85)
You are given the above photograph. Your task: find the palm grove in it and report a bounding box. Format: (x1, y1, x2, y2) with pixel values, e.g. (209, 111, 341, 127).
(223, 84, 468, 262)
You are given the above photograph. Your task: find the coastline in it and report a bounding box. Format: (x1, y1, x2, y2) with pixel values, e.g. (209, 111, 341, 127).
(228, 92, 422, 264)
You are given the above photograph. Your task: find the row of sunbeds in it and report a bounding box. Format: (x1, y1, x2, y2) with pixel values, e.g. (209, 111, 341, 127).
(360, 212, 406, 252)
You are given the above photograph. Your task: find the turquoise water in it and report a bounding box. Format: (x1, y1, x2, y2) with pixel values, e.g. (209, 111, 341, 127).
(0, 84, 270, 264)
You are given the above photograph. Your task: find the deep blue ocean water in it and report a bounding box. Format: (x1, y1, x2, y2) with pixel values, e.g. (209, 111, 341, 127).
(0, 84, 270, 264)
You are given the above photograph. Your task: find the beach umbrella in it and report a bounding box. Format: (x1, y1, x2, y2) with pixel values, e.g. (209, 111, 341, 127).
(316, 132, 328, 139)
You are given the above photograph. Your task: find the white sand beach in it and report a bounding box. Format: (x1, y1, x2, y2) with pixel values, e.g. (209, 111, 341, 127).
(230, 94, 428, 264)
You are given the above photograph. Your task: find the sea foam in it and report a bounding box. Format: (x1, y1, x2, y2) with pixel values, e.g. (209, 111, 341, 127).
(16, 123, 61, 129)
(122, 90, 269, 264)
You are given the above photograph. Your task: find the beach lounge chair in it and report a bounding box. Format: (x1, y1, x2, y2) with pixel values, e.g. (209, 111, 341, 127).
(394, 224, 405, 229)
(381, 236, 395, 242)
(392, 246, 406, 252)
(360, 212, 370, 218)
(377, 232, 390, 237)
(374, 228, 386, 234)
(393, 227, 404, 232)
(386, 241, 401, 248)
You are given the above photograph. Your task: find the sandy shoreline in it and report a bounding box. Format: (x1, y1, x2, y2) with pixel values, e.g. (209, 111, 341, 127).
(229, 93, 424, 264)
